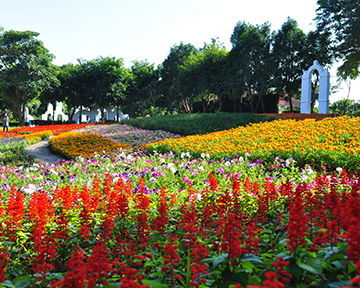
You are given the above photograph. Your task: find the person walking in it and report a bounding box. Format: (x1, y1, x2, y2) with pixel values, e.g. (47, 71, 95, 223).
(2, 113, 9, 132)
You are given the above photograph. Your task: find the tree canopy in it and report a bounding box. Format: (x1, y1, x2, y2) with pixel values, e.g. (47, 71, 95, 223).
(315, 0, 360, 77)
(0, 29, 58, 126)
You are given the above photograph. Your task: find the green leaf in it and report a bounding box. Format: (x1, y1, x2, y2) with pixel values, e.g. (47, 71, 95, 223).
(240, 254, 263, 263)
(15, 281, 30, 288)
(327, 281, 352, 287)
(328, 253, 346, 262)
(142, 280, 168, 288)
(211, 253, 228, 267)
(332, 260, 345, 270)
(298, 258, 323, 275)
(233, 271, 249, 288)
(0, 280, 14, 288)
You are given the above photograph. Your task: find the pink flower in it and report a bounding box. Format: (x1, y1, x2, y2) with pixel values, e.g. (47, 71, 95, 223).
(183, 177, 194, 185)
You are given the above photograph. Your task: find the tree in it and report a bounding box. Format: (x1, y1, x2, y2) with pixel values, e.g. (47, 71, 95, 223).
(315, 0, 360, 76)
(329, 98, 358, 114)
(0, 29, 58, 126)
(178, 39, 229, 113)
(159, 42, 198, 113)
(229, 21, 273, 113)
(127, 60, 159, 118)
(78, 57, 130, 122)
(272, 18, 306, 111)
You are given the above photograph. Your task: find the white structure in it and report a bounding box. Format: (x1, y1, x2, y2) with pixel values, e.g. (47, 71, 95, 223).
(300, 60, 330, 114)
(72, 105, 129, 124)
(24, 107, 34, 122)
(42, 102, 68, 122)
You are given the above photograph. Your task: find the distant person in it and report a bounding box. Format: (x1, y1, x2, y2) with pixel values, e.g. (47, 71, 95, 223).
(2, 113, 9, 132)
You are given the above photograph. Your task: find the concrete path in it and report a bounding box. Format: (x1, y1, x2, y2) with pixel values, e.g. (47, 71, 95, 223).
(24, 139, 66, 164)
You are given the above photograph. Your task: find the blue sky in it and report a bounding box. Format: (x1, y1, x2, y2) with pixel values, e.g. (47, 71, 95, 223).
(1, 0, 359, 103)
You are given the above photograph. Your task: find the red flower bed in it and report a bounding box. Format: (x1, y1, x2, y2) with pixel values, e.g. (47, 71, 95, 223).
(10, 123, 114, 136)
(1, 172, 360, 287)
(263, 113, 340, 121)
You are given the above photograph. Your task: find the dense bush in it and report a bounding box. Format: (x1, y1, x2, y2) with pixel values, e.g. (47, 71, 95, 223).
(121, 113, 275, 135)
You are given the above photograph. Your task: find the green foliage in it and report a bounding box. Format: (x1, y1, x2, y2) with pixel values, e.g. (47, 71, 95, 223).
(316, 0, 360, 77)
(227, 21, 273, 113)
(121, 112, 274, 136)
(127, 60, 160, 118)
(330, 98, 360, 115)
(272, 18, 306, 111)
(0, 29, 59, 126)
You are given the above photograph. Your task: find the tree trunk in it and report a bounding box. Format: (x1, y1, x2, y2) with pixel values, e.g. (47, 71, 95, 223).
(201, 100, 208, 113)
(140, 100, 145, 117)
(261, 95, 265, 113)
(289, 95, 293, 112)
(79, 106, 83, 123)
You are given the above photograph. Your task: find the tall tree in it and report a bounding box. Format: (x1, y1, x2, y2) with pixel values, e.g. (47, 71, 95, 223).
(315, 0, 360, 76)
(79, 57, 128, 121)
(179, 39, 228, 113)
(159, 42, 197, 113)
(272, 18, 306, 111)
(229, 21, 273, 113)
(127, 60, 159, 118)
(0, 29, 58, 126)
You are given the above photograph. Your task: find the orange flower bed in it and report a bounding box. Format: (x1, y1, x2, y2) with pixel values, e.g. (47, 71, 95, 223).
(144, 115, 360, 171)
(49, 132, 131, 159)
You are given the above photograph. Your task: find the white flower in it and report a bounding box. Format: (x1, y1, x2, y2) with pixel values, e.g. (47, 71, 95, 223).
(22, 184, 38, 195)
(238, 156, 244, 162)
(336, 167, 343, 173)
(301, 175, 308, 181)
(286, 159, 293, 167)
(225, 161, 231, 167)
(170, 167, 176, 173)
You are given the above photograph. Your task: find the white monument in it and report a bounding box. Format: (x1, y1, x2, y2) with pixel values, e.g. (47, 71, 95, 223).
(300, 60, 330, 114)
(42, 102, 68, 121)
(72, 105, 129, 124)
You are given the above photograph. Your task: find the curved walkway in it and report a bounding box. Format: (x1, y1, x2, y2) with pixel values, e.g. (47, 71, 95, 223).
(24, 139, 66, 164)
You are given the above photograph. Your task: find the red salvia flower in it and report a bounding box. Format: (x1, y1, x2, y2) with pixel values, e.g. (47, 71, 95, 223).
(134, 178, 150, 248)
(286, 187, 309, 255)
(153, 187, 169, 234)
(51, 246, 86, 288)
(119, 267, 150, 287)
(161, 236, 182, 287)
(0, 248, 9, 283)
(217, 211, 243, 260)
(208, 172, 218, 191)
(87, 240, 112, 288)
(5, 186, 25, 243)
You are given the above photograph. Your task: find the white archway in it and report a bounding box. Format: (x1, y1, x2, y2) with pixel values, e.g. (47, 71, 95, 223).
(300, 60, 330, 114)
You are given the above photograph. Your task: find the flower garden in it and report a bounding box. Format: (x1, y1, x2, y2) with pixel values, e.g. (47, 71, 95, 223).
(0, 114, 360, 288)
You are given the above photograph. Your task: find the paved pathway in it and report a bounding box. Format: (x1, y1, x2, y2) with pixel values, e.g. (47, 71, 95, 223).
(24, 139, 66, 164)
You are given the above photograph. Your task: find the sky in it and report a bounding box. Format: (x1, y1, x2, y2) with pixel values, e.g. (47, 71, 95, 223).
(1, 0, 359, 103)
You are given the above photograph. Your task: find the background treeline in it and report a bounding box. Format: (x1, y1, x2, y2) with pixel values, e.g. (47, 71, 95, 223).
(1, 0, 360, 126)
